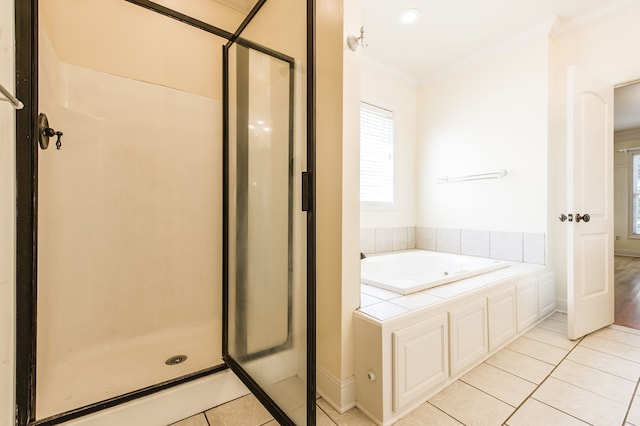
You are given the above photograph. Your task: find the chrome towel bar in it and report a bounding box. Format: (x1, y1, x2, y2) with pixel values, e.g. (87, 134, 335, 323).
(0, 82, 24, 109)
(437, 169, 507, 184)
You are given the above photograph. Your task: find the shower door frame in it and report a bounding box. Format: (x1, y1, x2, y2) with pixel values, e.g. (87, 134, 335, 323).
(13, 1, 316, 425)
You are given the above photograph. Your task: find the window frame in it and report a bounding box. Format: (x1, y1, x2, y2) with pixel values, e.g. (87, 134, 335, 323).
(629, 152, 640, 238)
(359, 100, 396, 211)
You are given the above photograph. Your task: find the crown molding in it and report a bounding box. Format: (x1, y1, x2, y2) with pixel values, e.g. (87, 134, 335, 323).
(550, 0, 640, 38)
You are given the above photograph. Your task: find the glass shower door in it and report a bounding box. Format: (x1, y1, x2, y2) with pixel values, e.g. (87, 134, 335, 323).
(225, 39, 312, 425)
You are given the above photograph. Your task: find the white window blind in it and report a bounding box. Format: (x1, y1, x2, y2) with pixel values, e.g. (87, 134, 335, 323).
(360, 102, 394, 204)
(633, 154, 640, 234)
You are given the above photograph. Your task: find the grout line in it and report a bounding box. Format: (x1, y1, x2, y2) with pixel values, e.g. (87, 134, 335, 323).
(316, 402, 339, 426)
(203, 411, 211, 426)
(622, 377, 640, 425)
(483, 359, 541, 387)
(427, 401, 468, 425)
(579, 339, 640, 365)
(499, 338, 563, 366)
(458, 377, 519, 409)
(501, 335, 584, 425)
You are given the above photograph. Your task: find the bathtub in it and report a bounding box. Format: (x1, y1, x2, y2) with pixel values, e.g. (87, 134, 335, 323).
(361, 250, 508, 295)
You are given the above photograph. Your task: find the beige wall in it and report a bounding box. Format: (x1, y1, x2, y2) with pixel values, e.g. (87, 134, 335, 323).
(316, 0, 345, 381)
(360, 63, 417, 229)
(315, 0, 361, 405)
(548, 3, 640, 307)
(0, 0, 15, 423)
(416, 35, 549, 233)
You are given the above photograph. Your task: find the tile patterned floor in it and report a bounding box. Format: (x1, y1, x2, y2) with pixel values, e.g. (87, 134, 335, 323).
(171, 313, 640, 425)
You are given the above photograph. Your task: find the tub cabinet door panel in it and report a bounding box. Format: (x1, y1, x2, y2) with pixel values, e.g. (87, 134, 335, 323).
(448, 298, 488, 376)
(538, 272, 555, 318)
(516, 278, 539, 332)
(488, 287, 517, 352)
(392, 313, 448, 412)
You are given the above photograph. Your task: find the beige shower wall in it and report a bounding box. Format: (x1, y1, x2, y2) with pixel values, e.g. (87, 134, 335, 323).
(40, 0, 227, 99)
(152, 0, 246, 33)
(36, 1, 227, 368)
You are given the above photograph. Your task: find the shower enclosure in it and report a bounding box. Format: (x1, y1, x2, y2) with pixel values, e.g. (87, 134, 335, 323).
(15, 1, 315, 425)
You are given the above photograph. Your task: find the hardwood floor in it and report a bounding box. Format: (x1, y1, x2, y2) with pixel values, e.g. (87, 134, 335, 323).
(615, 255, 640, 329)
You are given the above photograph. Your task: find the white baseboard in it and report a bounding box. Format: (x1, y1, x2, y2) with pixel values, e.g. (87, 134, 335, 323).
(316, 366, 356, 414)
(63, 370, 248, 426)
(555, 298, 567, 313)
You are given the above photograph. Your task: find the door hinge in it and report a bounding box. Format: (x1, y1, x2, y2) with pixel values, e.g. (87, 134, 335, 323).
(302, 171, 313, 212)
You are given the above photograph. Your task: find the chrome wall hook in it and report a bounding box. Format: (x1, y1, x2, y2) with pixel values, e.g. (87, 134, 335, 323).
(347, 26, 367, 51)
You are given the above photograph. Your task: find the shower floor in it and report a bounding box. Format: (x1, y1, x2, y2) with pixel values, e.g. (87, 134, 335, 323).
(36, 322, 221, 420)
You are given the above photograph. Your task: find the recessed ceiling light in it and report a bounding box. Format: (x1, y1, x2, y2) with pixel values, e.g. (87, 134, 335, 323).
(398, 8, 421, 25)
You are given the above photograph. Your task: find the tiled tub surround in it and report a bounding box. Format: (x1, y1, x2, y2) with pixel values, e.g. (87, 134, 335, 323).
(360, 227, 545, 265)
(354, 262, 554, 425)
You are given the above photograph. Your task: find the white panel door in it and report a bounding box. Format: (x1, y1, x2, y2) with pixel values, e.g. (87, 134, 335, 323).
(566, 66, 614, 340)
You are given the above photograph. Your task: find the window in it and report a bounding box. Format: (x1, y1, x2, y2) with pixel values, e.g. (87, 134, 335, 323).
(360, 102, 394, 205)
(632, 154, 640, 235)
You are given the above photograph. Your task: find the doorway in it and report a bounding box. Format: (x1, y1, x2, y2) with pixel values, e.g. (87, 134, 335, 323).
(613, 81, 640, 329)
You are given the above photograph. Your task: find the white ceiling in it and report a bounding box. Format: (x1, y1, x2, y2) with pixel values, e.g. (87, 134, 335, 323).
(360, 0, 640, 131)
(361, 0, 620, 80)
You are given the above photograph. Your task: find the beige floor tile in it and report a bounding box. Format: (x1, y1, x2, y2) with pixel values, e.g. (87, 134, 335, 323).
(316, 398, 376, 426)
(506, 336, 568, 365)
(549, 312, 568, 323)
(536, 318, 568, 334)
(485, 348, 554, 384)
(567, 345, 640, 381)
(169, 413, 209, 426)
(551, 359, 636, 402)
(627, 395, 640, 425)
(533, 377, 628, 426)
(524, 326, 578, 350)
(593, 327, 640, 348)
(317, 406, 338, 426)
(205, 394, 273, 426)
(505, 398, 588, 426)
(429, 380, 513, 426)
(461, 363, 536, 407)
(581, 335, 640, 363)
(393, 402, 462, 425)
(610, 324, 640, 336)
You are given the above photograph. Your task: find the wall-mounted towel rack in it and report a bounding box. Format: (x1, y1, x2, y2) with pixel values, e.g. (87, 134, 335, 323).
(0, 82, 24, 109)
(437, 169, 507, 184)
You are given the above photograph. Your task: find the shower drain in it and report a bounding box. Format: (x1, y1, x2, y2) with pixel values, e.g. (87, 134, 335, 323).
(165, 355, 188, 365)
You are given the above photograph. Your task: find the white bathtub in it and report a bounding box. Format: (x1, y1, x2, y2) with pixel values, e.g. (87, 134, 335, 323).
(361, 250, 508, 295)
